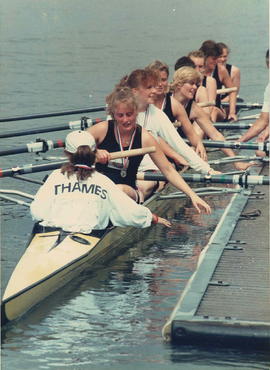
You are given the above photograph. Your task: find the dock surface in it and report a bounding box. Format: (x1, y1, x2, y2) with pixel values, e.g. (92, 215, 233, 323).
(163, 163, 270, 348)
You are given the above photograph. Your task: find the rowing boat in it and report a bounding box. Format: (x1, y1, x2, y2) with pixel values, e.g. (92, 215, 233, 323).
(1, 102, 268, 326)
(1, 180, 174, 326)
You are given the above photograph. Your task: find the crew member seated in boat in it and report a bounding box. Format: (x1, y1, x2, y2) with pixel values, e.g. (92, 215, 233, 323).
(199, 40, 238, 122)
(30, 130, 172, 233)
(174, 55, 213, 120)
(114, 68, 220, 195)
(88, 86, 212, 214)
(171, 66, 253, 171)
(239, 50, 269, 157)
(146, 59, 207, 161)
(217, 42, 241, 103)
(187, 50, 217, 119)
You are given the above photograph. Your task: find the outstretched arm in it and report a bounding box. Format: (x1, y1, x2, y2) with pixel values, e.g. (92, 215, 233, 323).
(142, 130, 211, 214)
(239, 112, 269, 142)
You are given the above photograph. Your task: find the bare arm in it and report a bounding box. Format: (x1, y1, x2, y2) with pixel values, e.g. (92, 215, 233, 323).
(157, 137, 189, 166)
(191, 103, 253, 170)
(171, 96, 207, 161)
(141, 129, 211, 214)
(219, 65, 237, 121)
(239, 112, 269, 142)
(195, 86, 211, 116)
(206, 76, 217, 109)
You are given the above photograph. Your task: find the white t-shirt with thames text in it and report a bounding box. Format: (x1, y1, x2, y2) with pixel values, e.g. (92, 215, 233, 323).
(30, 169, 152, 233)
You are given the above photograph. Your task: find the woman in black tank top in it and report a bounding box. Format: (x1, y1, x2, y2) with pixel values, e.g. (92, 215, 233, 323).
(96, 121, 143, 189)
(217, 42, 241, 103)
(146, 60, 207, 161)
(87, 85, 213, 214)
(200, 40, 238, 122)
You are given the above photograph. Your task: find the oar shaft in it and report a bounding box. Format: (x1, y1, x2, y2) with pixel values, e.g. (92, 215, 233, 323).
(0, 117, 105, 139)
(110, 146, 156, 159)
(137, 172, 270, 186)
(216, 87, 237, 94)
(213, 122, 253, 129)
(197, 101, 215, 108)
(222, 102, 262, 109)
(201, 140, 269, 151)
(0, 106, 106, 123)
(0, 140, 65, 156)
(0, 147, 156, 177)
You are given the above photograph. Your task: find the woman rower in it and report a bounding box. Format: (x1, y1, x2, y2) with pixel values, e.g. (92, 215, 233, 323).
(118, 68, 217, 172)
(187, 50, 217, 118)
(199, 40, 238, 122)
(217, 42, 241, 103)
(171, 67, 253, 171)
(30, 130, 172, 232)
(147, 59, 207, 161)
(87, 86, 211, 214)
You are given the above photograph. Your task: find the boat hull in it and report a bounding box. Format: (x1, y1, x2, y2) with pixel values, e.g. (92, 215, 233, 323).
(1, 185, 174, 325)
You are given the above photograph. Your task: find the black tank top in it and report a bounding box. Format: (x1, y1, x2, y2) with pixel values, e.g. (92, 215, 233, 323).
(95, 120, 143, 189)
(212, 65, 222, 108)
(177, 99, 195, 138)
(202, 75, 207, 88)
(226, 63, 232, 75)
(163, 92, 176, 123)
(221, 64, 232, 99)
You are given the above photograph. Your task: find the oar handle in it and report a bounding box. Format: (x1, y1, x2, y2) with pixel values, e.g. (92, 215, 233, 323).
(197, 101, 215, 108)
(217, 87, 237, 94)
(0, 147, 156, 178)
(110, 146, 156, 159)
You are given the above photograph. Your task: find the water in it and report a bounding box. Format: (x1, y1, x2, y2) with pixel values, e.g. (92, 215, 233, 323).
(1, 0, 269, 369)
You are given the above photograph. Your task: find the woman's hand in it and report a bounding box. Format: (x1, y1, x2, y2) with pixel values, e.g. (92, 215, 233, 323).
(195, 142, 208, 161)
(208, 168, 222, 175)
(228, 112, 238, 122)
(156, 217, 172, 228)
(152, 213, 172, 227)
(190, 194, 211, 214)
(234, 161, 254, 171)
(96, 149, 111, 164)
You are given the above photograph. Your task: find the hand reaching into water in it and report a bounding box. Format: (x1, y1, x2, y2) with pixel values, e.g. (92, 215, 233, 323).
(190, 194, 211, 214)
(152, 213, 172, 228)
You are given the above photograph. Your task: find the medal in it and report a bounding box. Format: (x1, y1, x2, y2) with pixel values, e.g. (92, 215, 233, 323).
(116, 125, 136, 181)
(121, 169, 127, 178)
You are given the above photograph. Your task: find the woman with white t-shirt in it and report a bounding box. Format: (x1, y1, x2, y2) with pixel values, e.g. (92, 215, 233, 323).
(30, 130, 172, 233)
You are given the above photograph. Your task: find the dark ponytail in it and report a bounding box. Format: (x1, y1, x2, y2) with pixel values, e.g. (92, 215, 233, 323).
(61, 145, 96, 180)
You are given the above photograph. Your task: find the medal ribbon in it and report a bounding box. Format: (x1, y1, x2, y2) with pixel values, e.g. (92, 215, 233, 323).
(116, 125, 137, 172)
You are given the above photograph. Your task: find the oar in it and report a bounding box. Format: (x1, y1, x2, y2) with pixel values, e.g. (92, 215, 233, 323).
(0, 134, 155, 156)
(181, 137, 269, 151)
(0, 147, 156, 178)
(0, 139, 65, 156)
(237, 114, 260, 121)
(213, 122, 253, 129)
(199, 140, 269, 152)
(197, 101, 215, 108)
(0, 189, 35, 207)
(0, 106, 106, 123)
(137, 172, 270, 186)
(0, 117, 106, 139)
(217, 87, 237, 94)
(222, 102, 262, 109)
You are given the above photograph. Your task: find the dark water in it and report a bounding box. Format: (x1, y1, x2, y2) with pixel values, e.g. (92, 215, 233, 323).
(1, 0, 269, 369)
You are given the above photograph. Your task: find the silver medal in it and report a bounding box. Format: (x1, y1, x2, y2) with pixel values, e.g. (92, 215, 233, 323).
(120, 169, 127, 178)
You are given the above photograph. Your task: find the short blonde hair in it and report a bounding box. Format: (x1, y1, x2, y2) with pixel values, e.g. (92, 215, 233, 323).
(106, 86, 138, 117)
(170, 67, 202, 92)
(146, 60, 169, 76)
